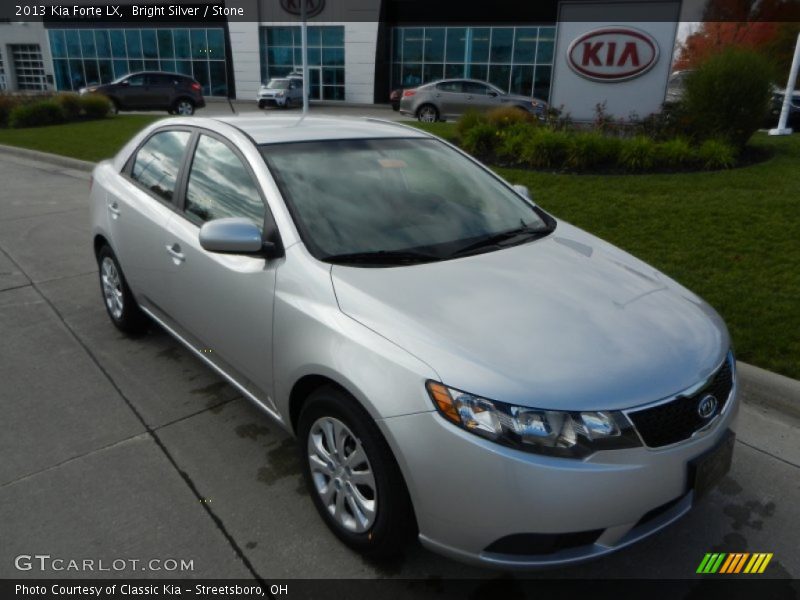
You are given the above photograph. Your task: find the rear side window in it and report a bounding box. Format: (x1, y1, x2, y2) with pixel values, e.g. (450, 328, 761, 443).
(436, 81, 464, 93)
(184, 135, 265, 228)
(149, 73, 178, 86)
(130, 130, 191, 202)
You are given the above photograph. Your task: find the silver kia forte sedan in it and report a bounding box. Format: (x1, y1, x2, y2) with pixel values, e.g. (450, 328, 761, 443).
(90, 116, 737, 569)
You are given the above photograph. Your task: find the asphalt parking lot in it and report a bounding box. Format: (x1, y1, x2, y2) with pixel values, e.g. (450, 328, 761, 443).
(0, 149, 799, 580)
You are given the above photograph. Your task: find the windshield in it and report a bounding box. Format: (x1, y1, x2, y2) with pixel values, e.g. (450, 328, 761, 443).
(266, 79, 290, 89)
(260, 138, 554, 264)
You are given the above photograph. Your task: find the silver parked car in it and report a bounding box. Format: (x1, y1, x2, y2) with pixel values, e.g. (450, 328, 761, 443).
(399, 78, 548, 122)
(257, 77, 302, 109)
(91, 116, 737, 568)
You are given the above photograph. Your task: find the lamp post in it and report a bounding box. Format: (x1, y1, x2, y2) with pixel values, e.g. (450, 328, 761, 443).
(301, 0, 309, 115)
(769, 32, 800, 136)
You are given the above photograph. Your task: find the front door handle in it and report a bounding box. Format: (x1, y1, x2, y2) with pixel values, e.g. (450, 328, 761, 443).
(166, 243, 185, 264)
(108, 202, 121, 218)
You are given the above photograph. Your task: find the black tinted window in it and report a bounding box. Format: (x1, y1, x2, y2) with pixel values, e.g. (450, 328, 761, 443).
(148, 73, 177, 86)
(131, 130, 191, 202)
(126, 74, 146, 86)
(185, 135, 265, 228)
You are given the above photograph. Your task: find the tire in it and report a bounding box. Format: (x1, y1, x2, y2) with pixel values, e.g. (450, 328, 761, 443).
(96, 245, 148, 335)
(298, 386, 416, 558)
(258, 100, 267, 110)
(109, 99, 120, 115)
(173, 98, 195, 116)
(416, 104, 439, 123)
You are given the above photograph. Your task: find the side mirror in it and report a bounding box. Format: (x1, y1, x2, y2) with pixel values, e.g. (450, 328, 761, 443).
(512, 184, 532, 200)
(119, 80, 129, 87)
(199, 218, 267, 255)
(488, 91, 499, 97)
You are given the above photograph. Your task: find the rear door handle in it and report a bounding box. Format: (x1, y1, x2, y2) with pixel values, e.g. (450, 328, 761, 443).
(108, 202, 121, 218)
(166, 243, 185, 264)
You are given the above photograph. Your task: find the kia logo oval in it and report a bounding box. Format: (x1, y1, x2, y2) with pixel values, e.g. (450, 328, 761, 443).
(280, 0, 325, 18)
(697, 395, 718, 420)
(567, 27, 659, 82)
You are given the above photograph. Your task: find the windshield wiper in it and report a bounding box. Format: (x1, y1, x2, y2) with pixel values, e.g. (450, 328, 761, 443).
(449, 225, 551, 259)
(323, 250, 442, 266)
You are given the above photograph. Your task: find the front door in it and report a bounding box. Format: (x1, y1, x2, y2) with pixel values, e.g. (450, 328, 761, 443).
(162, 132, 279, 410)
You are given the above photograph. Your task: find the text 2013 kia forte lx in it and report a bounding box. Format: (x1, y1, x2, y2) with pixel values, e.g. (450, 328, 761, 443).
(90, 116, 737, 569)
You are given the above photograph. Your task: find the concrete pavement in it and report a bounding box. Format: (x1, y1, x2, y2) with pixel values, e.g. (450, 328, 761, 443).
(0, 151, 798, 580)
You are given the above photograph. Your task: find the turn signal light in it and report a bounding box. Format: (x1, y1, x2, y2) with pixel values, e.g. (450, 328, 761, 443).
(426, 381, 460, 424)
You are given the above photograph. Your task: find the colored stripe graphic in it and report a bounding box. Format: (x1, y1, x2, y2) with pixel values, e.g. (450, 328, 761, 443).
(697, 553, 713, 573)
(719, 554, 736, 574)
(733, 553, 750, 573)
(758, 554, 773, 573)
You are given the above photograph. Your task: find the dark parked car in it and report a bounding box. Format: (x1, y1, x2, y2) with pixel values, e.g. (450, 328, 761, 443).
(770, 88, 800, 129)
(80, 71, 205, 115)
(390, 88, 401, 111)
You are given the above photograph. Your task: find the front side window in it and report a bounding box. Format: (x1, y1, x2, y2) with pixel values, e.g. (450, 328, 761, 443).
(130, 130, 191, 202)
(126, 74, 146, 86)
(261, 138, 553, 264)
(185, 135, 266, 228)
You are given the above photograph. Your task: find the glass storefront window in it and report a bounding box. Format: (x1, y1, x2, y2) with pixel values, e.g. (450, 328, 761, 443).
(47, 27, 228, 95)
(392, 25, 556, 100)
(260, 26, 345, 101)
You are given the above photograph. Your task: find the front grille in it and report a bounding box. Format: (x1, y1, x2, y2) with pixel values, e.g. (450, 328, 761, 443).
(628, 358, 734, 448)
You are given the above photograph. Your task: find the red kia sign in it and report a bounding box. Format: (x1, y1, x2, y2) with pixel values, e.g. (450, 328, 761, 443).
(567, 27, 659, 82)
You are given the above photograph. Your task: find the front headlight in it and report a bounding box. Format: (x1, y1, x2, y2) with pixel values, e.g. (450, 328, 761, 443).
(426, 382, 642, 458)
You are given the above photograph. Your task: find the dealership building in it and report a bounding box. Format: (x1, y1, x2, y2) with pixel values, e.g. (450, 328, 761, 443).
(0, 0, 684, 120)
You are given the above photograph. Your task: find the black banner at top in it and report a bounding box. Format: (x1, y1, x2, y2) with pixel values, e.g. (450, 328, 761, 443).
(3, 0, 800, 24)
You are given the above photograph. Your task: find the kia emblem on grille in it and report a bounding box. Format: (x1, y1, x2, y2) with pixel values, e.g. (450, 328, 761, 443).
(698, 394, 718, 419)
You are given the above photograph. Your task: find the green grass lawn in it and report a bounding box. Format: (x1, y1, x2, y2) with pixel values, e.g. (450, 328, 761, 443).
(1, 117, 797, 378)
(0, 115, 163, 162)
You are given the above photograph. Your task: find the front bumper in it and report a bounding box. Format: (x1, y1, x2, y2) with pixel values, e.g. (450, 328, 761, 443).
(378, 382, 739, 569)
(258, 94, 288, 107)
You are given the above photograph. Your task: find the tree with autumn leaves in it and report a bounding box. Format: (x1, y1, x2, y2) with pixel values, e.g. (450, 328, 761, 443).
(674, 0, 800, 86)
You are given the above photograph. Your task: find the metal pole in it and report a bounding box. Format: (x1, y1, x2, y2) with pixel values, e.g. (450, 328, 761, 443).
(769, 32, 800, 136)
(301, 0, 309, 115)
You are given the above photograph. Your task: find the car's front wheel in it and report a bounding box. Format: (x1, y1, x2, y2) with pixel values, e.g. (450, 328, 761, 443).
(416, 104, 439, 123)
(298, 386, 416, 558)
(97, 245, 148, 335)
(173, 98, 195, 116)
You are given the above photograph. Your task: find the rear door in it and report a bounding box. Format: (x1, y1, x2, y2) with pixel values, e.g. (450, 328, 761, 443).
(147, 73, 177, 108)
(106, 128, 192, 312)
(433, 81, 467, 118)
(161, 132, 280, 411)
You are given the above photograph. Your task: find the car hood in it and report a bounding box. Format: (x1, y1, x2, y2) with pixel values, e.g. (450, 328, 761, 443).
(331, 222, 729, 411)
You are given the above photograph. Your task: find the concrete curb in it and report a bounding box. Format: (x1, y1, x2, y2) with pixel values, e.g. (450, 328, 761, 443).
(736, 361, 800, 419)
(1, 144, 797, 419)
(0, 144, 94, 172)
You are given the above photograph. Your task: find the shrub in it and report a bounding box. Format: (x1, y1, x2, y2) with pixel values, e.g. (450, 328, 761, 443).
(456, 110, 487, 140)
(696, 138, 738, 170)
(80, 94, 112, 119)
(566, 132, 621, 170)
(618, 136, 657, 171)
(0, 95, 21, 128)
(520, 128, 570, 169)
(55, 92, 82, 120)
(8, 101, 65, 128)
(485, 105, 534, 129)
(496, 122, 537, 165)
(655, 137, 695, 169)
(682, 47, 773, 148)
(461, 122, 499, 158)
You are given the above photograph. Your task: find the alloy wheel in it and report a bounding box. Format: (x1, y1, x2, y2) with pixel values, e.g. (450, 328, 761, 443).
(307, 416, 377, 533)
(176, 100, 194, 115)
(100, 256, 124, 320)
(418, 106, 437, 122)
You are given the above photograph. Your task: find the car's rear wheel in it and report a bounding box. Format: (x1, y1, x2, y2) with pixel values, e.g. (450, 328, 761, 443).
(416, 104, 439, 123)
(97, 245, 148, 335)
(298, 386, 416, 558)
(173, 98, 195, 116)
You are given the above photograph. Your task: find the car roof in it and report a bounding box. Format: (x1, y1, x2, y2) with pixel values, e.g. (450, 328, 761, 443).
(210, 116, 432, 145)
